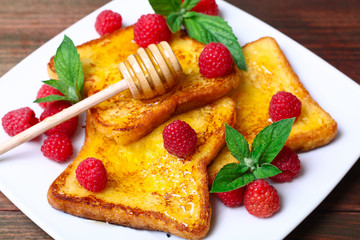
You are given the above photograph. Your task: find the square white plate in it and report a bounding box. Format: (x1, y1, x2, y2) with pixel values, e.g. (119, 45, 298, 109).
(0, 0, 359, 239)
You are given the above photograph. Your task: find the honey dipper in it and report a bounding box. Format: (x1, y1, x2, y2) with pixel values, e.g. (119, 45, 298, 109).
(0, 41, 182, 156)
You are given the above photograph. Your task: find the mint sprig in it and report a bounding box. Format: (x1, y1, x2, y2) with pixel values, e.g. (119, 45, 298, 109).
(148, 0, 247, 71)
(149, 0, 181, 16)
(181, 0, 201, 11)
(35, 35, 84, 104)
(167, 12, 183, 32)
(183, 12, 246, 71)
(210, 118, 295, 193)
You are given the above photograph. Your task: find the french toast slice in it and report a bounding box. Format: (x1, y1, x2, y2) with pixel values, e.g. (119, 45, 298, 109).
(47, 26, 239, 145)
(208, 37, 337, 182)
(48, 97, 236, 240)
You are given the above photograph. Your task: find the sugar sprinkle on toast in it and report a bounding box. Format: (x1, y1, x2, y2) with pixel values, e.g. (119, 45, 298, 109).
(48, 97, 236, 240)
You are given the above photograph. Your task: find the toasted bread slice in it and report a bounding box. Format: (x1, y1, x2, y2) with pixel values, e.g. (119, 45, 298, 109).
(208, 37, 337, 182)
(48, 97, 236, 240)
(47, 26, 239, 145)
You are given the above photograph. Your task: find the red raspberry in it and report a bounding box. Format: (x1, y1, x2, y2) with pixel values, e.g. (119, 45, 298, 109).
(269, 91, 302, 122)
(162, 120, 197, 158)
(198, 42, 234, 78)
(182, 0, 219, 16)
(244, 179, 280, 218)
(95, 10, 122, 36)
(41, 132, 73, 162)
(36, 84, 64, 109)
(76, 157, 107, 192)
(270, 146, 301, 183)
(2, 107, 39, 136)
(215, 187, 246, 207)
(134, 14, 171, 48)
(40, 101, 78, 137)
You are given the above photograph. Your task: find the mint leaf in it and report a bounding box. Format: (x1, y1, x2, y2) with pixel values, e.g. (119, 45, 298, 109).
(54, 36, 83, 96)
(67, 86, 81, 103)
(34, 78, 80, 103)
(211, 119, 295, 193)
(251, 118, 295, 165)
(210, 163, 255, 193)
(225, 123, 250, 163)
(183, 11, 246, 70)
(148, 0, 247, 70)
(167, 12, 183, 32)
(41, 79, 70, 97)
(149, 0, 181, 16)
(35, 35, 84, 105)
(34, 94, 68, 103)
(236, 163, 250, 174)
(181, 0, 201, 11)
(253, 163, 282, 179)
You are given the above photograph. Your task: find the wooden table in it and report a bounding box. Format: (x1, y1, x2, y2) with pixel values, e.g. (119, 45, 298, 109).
(0, 0, 359, 239)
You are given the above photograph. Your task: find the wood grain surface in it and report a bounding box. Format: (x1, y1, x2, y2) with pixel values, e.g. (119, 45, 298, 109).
(0, 0, 359, 239)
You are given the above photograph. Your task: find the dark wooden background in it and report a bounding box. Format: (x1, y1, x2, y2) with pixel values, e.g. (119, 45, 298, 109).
(0, 0, 359, 239)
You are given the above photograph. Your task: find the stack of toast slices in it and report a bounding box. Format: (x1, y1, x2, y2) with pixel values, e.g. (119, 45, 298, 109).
(47, 26, 337, 239)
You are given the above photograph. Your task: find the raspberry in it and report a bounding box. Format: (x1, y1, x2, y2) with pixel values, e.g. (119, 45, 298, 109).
(95, 10, 122, 36)
(270, 146, 301, 182)
(40, 101, 78, 137)
(215, 187, 246, 207)
(162, 120, 197, 158)
(198, 42, 234, 78)
(244, 179, 280, 218)
(76, 157, 107, 192)
(134, 14, 171, 48)
(182, 0, 219, 16)
(36, 84, 64, 109)
(2, 107, 39, 136)
(41, 132, 73, 162)
(269, 91, 302, 122)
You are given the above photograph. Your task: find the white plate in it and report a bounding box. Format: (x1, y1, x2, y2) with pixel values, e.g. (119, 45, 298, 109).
(0, 0, 359, 239)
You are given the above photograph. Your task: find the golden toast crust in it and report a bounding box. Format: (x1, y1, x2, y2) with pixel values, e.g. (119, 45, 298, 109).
(48, 97, 236, 240)
(47, 26, 239, 145)
(208, 37, 337, 182)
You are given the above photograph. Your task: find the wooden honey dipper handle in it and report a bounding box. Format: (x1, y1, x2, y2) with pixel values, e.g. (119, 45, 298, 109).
(0, 80, 128, 156)
(0, 41, 182, 156)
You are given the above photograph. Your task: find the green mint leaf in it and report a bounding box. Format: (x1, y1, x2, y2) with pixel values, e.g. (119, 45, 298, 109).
(54, 35, 83, 101)
(253, 163, 282, 179)
(225, 123, 250, 164)
(167, 12, 183, 32)
(34, 95, 69, 103)
(181, 0, 201, 11)
(42, 79, 70, 97)
(149, 0, 181, 16)
(67, 86, 81, 103)
(37, 79, 79, 104)
(211, 118, 294, 192)
(236, 163, 250, 174)
(183, 11, 246, 70)
(210, 163, 255, 193)
(36, 36, 84, 105)
(251, 118, 295, 165)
